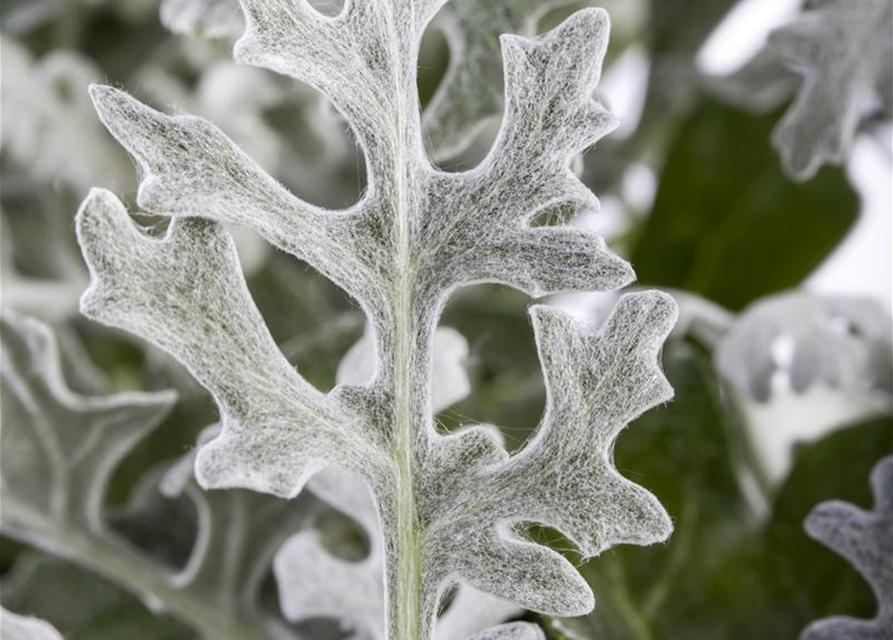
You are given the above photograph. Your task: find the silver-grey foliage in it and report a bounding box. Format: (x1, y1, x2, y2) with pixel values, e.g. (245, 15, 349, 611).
(800, 456, 893, 640)
(0, 313, 314, 640)
(74, 2, 678, 637)
(716, 0, 893, 181)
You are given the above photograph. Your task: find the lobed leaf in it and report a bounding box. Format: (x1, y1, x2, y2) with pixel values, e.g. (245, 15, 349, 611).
(799, 456, 893, 640)
(274, 468, 522, 640)
(75, 3, 676, 636)
(716, 0, 893, 181)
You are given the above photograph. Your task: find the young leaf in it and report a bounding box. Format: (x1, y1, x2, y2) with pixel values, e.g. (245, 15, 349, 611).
(75, 4, 675, 637)
(800, 456, 893, 640)
(717, 0, 893, 181)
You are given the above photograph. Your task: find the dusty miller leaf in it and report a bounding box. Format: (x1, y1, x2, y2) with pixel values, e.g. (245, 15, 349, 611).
(0, 313, 308, 640)
(716, 0, 893, 181)
(799, 456, 893, 640)
(155, 0, 575, 160)
(544, 334, 746, 640)
(0, 607, 66, 640)
(0, 311, 176, 541)
(75, 3, 675, 636)
(275, 330, 516, 638)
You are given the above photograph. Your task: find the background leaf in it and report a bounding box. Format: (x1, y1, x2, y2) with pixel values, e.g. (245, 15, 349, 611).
(630, 99, 860, 310)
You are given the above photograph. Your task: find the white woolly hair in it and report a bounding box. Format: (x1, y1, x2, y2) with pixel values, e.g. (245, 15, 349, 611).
(73, 1, 678, 638)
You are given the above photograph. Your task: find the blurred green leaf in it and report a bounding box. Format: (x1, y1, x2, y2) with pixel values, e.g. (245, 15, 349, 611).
(630, 100, 859, 310)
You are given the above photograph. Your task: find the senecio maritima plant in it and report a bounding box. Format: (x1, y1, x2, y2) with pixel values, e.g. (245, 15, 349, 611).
(73, 1, 678, 638)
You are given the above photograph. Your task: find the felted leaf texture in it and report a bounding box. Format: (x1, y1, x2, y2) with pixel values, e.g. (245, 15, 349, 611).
(154, 0, 576, 161)
(0, 607, 66, 640)
(799, 456, 893, 640)
(275, 323, 515, 638)
(76, 3, 676, 637)
(717, 0, 893, 181)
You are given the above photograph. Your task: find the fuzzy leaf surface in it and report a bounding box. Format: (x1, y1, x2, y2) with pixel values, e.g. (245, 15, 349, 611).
(76, 3, 675, 635)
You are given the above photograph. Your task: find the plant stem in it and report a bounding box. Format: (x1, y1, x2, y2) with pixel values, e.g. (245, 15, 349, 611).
(384, 1, 429, 634)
